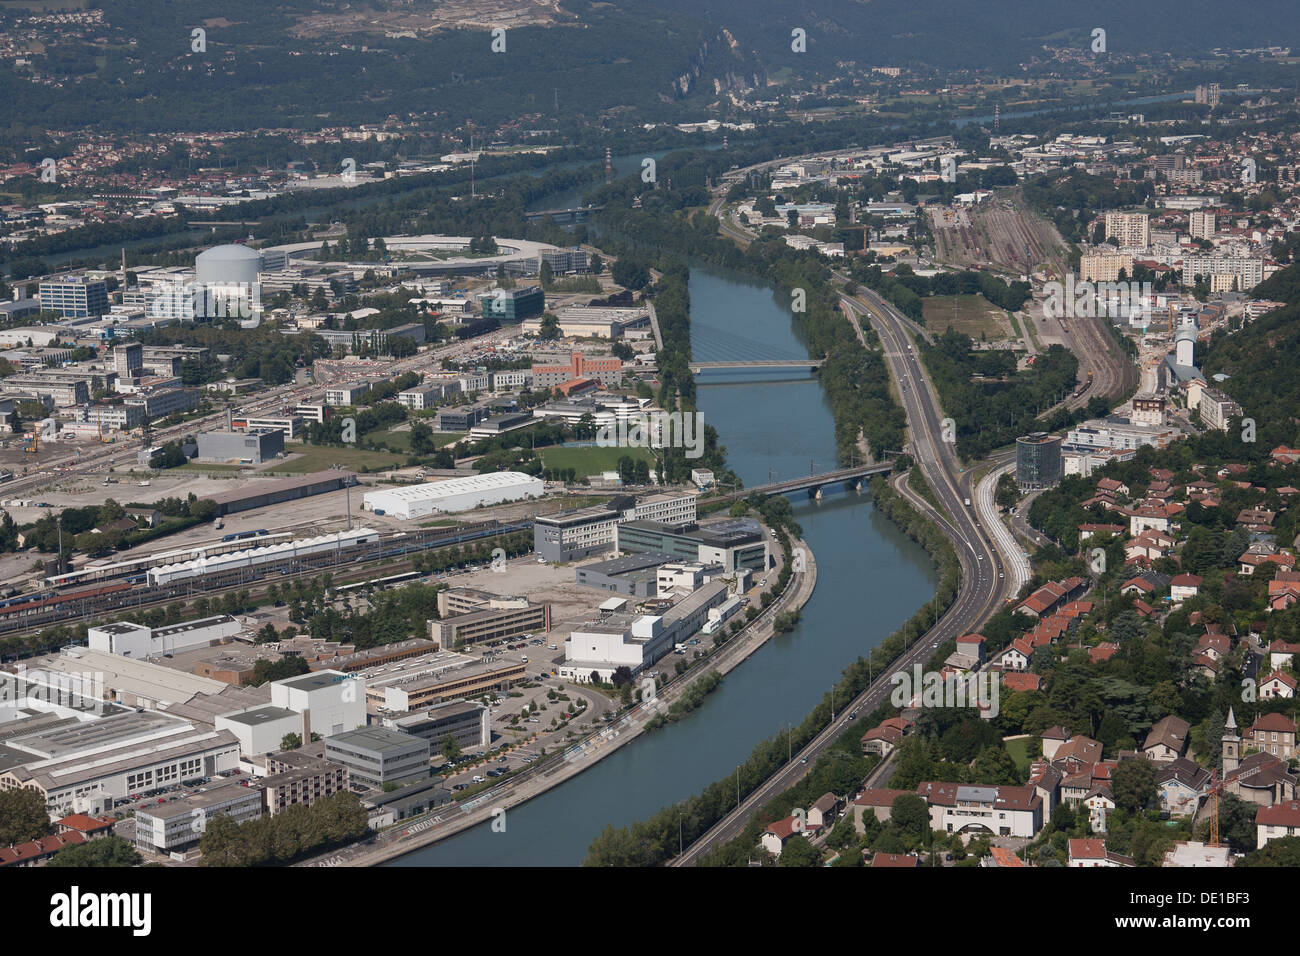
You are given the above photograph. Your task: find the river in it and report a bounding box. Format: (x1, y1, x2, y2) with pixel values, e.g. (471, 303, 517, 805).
(386, 263, 938, 866)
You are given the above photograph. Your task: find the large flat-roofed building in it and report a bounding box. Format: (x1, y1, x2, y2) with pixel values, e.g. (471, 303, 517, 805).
(196, 429, 284, 464)
(5, 374, 88, 406)
(361, 471, 544, 519)
(429, 598, 550, 650)
(203, 469, 356, 516)
(523, 307, 648, 340)
(616, 518, 767, 573)
(385, 700, 490, 751)
(325, 726, 430, 792)
(1198, 387, 1242, 432)
(306, 638, 439, 674)
(1015, 432, 1063, 491)
(362, 653, 526, 711)
(33, 646, 231, 710)
(133, 779, 262, 856)
(574, 552, 675, 597)
(125, 386, 198, 420)
(435, 403, 491, 431)
(531, 351, 624, 389)
(1065, 420, 1177, 452)
(216, 705, 305, 757)
(88, 614, 241, 659)
(235, 414, 303, 439)
(39, 276, 109, 318)
(533, 504, 621, 562)
(324, 382, 372, 406)
(269, 670, 366, 739)
(0, 710, 241, 816)
(560, 581, 729, 683)
(631, 492, 697, 525)
(477, 285, 544, 322)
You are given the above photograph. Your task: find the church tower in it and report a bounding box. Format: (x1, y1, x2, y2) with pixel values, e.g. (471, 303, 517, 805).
(1222, 707, 1240, 774)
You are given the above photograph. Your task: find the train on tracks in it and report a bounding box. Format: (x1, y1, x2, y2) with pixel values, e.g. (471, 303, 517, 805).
(0, 518, 532, 639)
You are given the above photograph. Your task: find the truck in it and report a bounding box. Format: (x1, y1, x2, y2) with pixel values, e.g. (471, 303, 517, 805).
(964, 498, 972, 507)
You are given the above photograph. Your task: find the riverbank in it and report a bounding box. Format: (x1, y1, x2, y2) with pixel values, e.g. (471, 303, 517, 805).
(303, 535, 820, 868)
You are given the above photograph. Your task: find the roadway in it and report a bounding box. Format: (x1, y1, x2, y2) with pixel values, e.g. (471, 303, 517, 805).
(672, 265, 1026, 865)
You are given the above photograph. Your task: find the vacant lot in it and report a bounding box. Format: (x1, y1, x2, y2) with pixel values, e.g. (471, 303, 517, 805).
(272, 443, 409, 474)
(922, 295, 1014, 342)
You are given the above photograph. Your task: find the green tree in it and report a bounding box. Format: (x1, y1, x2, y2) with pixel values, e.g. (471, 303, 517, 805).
(281, 732, 302, 751)
(778, 835, 820, 866)
(1111, 757, 1159, 814)
(441, 734, 462, 762)
(47, 835, 141, 867)
(0, 788, 50, 844)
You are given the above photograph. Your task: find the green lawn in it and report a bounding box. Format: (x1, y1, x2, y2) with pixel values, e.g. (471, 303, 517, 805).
(536, 444, 655, 476)
(274, 443, 408, 474)
(370, 429, 464, 453)
(1003, 736, 1034, 777)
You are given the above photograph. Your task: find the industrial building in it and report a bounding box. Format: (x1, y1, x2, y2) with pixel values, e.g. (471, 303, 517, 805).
(361, 471, 544, 519)
(1015, 432, 1064, 491)
(87, 614, 241, 659)
(269, 670, 367, 740)
(0, 710, 242, 816)
(196, 429, 285, 464)
(203, 469, 357, 516)
(522, 307, 649, 340)
(215, 705, 306, 757)
(325, 726, 430, 792)
(574, 552, 676, 597)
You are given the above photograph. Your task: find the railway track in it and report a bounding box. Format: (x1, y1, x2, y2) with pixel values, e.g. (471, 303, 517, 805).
(0, 520, 533, 645)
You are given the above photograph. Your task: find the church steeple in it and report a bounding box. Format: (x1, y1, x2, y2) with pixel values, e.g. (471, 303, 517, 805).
(1222, 707, 1241, 773)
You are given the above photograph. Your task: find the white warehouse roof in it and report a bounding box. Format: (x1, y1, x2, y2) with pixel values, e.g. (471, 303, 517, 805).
(362, 471, 543, 519)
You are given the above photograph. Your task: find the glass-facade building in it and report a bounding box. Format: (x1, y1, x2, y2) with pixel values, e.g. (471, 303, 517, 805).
(1016, 432, 1063, 490)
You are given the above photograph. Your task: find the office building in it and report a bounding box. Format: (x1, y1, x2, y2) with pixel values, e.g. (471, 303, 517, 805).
(133, 779, 263, 856)
(429, 597, 550, 650)
(534, 504, 622, 562)
(325, 727, 430, 792)
(385, 700, 490, 751)
(1016, 432, 1063, 490)
(215, 705, 305, 757)
(615, 518, 767, 573)
(477, 285, 545, 322)
(324, 382, 372, 406)
(531, 351, 624, 389)
(112, 342, 143, 378)
(363, 655, 526, 711)
(39, 276, 109, 318)
(574, 552, 675, 598)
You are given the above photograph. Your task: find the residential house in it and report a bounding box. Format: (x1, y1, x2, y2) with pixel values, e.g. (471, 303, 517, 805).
(1246, 713, 1297, 758)
(1143, 715, 1190, 762)
(1068, 838, 1135, 867)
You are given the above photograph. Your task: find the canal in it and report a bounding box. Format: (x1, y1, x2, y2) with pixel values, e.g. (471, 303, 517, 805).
(386, 263, 938, 866)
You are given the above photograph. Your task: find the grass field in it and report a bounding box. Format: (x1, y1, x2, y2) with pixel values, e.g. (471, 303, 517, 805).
(536, 444, 655, 476)
(1003, 736, 1035, 777)
(369, 429, 464, 454)
(275, 443, 408, 474)
(923, 295, 1014, 342)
